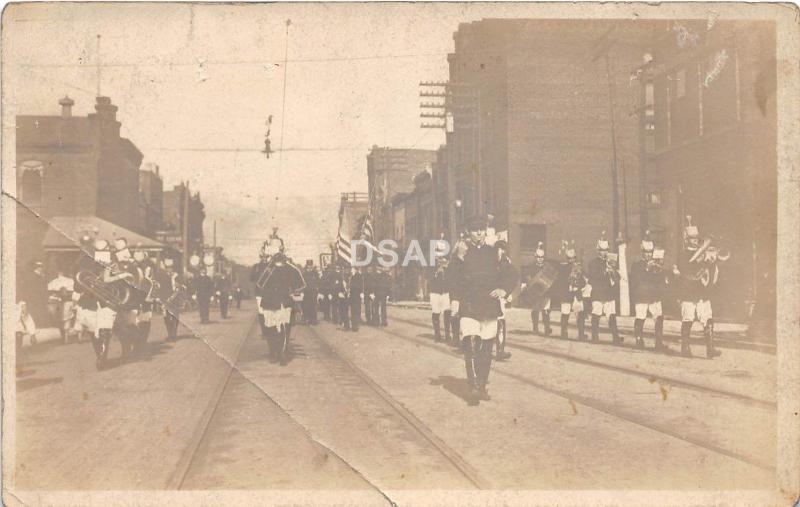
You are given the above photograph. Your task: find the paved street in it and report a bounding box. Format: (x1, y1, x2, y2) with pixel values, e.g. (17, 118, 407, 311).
(12, 302, 776, 497)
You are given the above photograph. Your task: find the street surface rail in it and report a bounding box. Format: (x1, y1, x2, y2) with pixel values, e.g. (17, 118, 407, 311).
(393, 315, 775, 410)
(307, 325, 491, 490)
(373, 318, 775, 473)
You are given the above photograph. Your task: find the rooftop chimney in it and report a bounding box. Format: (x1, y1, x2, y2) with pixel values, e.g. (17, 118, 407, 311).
(95, 96, 118, 121)
(59, 96, 74, 118)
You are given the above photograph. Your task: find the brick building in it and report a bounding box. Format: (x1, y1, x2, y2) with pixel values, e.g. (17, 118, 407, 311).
(366, 146, 437, 243)
(635, 20, 777, 322)
(436, 19, 656, 268)
(390, 170, 435, 300)
(138, 163, 164, 237)
(16, 96, 146, 276)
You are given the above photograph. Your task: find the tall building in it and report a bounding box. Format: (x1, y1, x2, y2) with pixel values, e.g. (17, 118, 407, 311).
(636, 20, 777, 320)
(138, 163, 164, 237)
(438, 19, 654, 267)
(161, 183, 206, 264)
(16, 96, 148, 276)
(366, 146, 437, 243)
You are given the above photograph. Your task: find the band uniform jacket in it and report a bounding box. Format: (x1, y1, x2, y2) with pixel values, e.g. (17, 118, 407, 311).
(349, 272, 365, 301)
(630, 259, 669, 304)
(454, 243, 519, 321)
(192, 274, 215, 301)
(586, 257, 620, 302)
(548, 261, 585, 306)
(73, 253, 104, 310)
(444, 257, 465, 305)
(363, 271, 376, 298)
(257, 261, 306, 310)
(677, 251, 721, 301)
(429, 265, 449, 295)
(303, 268, 320, 291)
(373, 271, 392, 298)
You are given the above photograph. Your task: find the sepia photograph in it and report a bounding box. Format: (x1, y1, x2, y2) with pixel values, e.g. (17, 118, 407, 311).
(2, 2, 798, 506)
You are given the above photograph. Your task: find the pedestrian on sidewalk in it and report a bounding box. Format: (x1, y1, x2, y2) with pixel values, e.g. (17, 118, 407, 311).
(456, 215, 519, 405)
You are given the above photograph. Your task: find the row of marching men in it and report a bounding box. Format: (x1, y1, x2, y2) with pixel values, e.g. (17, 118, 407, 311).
(426, 215, 730, 405)
(68, 235, 242, 369)
(313, 264, 393, 330)
(521, 216, 728, 358)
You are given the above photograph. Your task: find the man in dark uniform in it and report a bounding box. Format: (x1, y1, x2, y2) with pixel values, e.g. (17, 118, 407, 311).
(333, 265, 350, 330)
(234, 286, 243, 309)
(156, 258, 183, 342)
(302, 260, 320, 325)
(550, 241, 588, 340)
(494, 240, 518, 361)
(374, 266, 391, 327)
(674, 217, 726, 358)
(363, 265, 376, 325)
(522, 242, 556, 336)
(319, 266, 333, 321)
(630, 233, 670, 351)
(429, 254, 451, 342)
(215, 273, 232, 319)
(193, 268, 215, 324)
(455, 215, 519, 405)
(445, 240, 467, 347)
(348, 267, 365, 332)
(257, 249, 306, 364)
(586, 233, 621, 343)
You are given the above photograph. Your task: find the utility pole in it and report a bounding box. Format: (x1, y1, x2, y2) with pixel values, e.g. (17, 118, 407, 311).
(605, 52, 621, 247)
(96, 34, 102, 96)
(182, 181, 190, 276)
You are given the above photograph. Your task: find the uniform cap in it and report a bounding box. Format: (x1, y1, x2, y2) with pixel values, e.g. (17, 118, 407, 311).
(464, 214, 488, 231)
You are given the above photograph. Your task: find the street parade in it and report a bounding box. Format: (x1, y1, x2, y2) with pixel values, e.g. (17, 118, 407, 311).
(8, 6, 787, 500)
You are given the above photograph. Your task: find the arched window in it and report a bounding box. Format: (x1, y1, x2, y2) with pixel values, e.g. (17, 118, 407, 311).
(18, 160, 44, 206)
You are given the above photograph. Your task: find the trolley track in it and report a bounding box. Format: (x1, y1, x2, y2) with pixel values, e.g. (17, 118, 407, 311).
(306, 325, 490, 489)
(392, 315, 775, 410)
(368, 317, 775, 473)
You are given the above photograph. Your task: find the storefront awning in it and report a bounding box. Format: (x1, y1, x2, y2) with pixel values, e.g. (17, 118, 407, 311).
(42, 215, 166, 252)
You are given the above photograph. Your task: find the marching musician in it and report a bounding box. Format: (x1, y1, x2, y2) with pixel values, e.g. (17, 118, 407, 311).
(112, 238, 140, 359)
(551, 241, 588, 340)
(73, 236, 132, 368)
(131, 246, 155, 350)
(156, 258, 183, 342)
(445, 239, 467, 347)
(319, 265, 334, 322)
(494, 240, 518, 361)
(348, 267, 365, 332)
(302, 260, 320, 325)
(333, 265, 350, 330)
(455, 215, 519, 405)
(673, 217, 726, 358)
(255, 244, 306, 365)
(629, 232, 670, 351)
(428, 239, 451, 343)
(215, 272, 232, 319)
(373, 265, 392, 327)
(586, 232, 621, 344)
(523, 242, 556, 336)
(193, 267, 215, 324)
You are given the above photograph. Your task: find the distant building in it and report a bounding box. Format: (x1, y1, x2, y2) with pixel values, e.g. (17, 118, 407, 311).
(390, 171, 435, 300)
(138, 163, 164, 237)
(160, 183, 205, 268)
(335, 192, 369, 266)
(16, 96, 151, 277)
(367, 146, 437, 244)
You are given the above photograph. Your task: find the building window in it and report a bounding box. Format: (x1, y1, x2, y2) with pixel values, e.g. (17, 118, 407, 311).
(18, 160, 44, 207)
(675, 68, 686, 99)
(519, 224, 546, 252)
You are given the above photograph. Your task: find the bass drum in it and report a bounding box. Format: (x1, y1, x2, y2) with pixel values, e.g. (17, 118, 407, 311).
(521, 263, 559, 311)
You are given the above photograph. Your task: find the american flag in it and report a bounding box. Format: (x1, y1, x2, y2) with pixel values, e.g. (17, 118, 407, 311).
(336, 212, 376, 266)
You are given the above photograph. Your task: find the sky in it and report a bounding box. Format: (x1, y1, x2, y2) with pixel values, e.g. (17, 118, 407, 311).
(5, 3, 526, 264)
